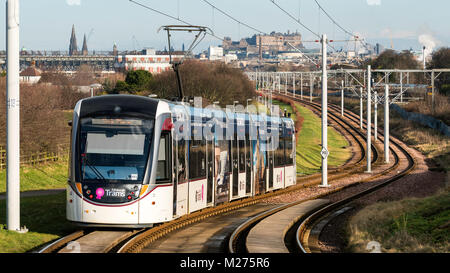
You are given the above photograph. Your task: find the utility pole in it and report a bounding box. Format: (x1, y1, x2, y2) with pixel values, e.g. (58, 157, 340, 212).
(6, 0, 24, 232)
(360, 87, 363, 129)
(285, 73, 288, 95)
(278, 75, 281, 93)
(292, 73, 296, 97)
(431, 70, 435, 114)
(341, 80, 344, 117)
(320, 34, 329, 187)
(300, 73, 303, 100)
(374, 91, 378, 141)
(384, 84, 390, 164)
(400, 71, 403, 103)
(366, 65, 372, 173)
(310, 74, 313, 103)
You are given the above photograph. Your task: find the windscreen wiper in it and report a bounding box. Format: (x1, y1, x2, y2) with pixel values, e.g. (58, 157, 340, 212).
(82, 154, 108, 183)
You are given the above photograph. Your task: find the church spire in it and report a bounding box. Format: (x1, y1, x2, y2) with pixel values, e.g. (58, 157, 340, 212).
(69, 24, 78, 56)
(82, 34, 88, 56)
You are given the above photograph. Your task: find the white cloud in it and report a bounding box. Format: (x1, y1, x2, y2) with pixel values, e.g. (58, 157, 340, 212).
(66, 0, 81, 6)
(366, 0, 381, 6)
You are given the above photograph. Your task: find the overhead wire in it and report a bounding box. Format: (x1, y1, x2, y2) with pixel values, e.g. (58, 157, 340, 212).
(201, 0, 266, 35)
(269, 0, 320, 39)
(128, 0, 225, 42)
(312, 0, 372, 51)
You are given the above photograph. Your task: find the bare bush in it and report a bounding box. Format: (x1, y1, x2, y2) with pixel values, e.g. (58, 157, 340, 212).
(149, 60, 256, 106)
(0, 77, 88, 155)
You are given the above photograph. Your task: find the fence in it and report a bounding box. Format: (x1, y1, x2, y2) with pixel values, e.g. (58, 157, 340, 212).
(391, 104, 450, 137)
(0, 143, 69, 170)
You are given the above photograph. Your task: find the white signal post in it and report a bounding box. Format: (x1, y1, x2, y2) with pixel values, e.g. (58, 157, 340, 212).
(320, 34, 329, 187)
(6, 0, 25, 232)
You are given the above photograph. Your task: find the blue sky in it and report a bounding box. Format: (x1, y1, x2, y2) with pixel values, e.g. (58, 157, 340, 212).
(0, 0, 448, 53)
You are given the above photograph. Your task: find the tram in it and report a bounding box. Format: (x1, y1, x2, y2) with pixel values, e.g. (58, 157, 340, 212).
(66, 95, 296, 227)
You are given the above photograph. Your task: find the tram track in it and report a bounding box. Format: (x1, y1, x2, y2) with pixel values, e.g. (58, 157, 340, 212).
(269, 91, 416, 253)
(38, 88, 404, 254)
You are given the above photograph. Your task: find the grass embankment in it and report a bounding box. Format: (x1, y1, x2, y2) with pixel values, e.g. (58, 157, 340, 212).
(0, 161, 72, 253)
(0, 161, 68, 193)
(328, 96, 450, 172)
(0, 99, 349, 253)
(273, 99, 351, 175)
(347, 187, 450, 253)
(0, 193, 75, 253)
(328, 96, 449, 252)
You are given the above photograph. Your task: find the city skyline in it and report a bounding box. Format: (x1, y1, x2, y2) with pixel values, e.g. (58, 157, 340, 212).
(0, 0, 448, 53)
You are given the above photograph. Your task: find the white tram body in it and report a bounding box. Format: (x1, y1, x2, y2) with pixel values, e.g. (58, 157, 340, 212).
(67, 95, 296, 227)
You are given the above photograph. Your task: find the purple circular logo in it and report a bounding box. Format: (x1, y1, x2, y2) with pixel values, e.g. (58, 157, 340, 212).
(96, 188, 105, 199)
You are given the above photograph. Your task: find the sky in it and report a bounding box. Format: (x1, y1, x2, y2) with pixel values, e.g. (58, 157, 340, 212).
(0, 0, 448, 53)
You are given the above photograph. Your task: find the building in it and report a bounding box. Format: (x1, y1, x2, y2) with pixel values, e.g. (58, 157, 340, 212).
(20, 65, 42, 84)
(208, 46, 224, 61)
(115, 50, 184, 74)
(69, 25, 78, 56)
(223, 31, 304, 58)
(82, 34, 88, 56)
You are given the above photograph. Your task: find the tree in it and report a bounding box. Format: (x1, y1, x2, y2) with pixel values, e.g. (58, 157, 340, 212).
(429, 47, 450, 94)
(368, 49, 420, 70)
(124, 70, 153, 93)
(149, 60, 256, 106)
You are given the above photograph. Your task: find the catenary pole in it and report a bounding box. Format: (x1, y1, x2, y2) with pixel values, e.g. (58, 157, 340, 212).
(384, 84, 390, 163)
(320, 34, 329, 187)
(366, 65, 372, 173)
(360, 87, 363, 129)
(6, 0, 22, 232)
(341, 80, 344, 117)
(292, 73, 295, 97)
(374, 91, 378, 141)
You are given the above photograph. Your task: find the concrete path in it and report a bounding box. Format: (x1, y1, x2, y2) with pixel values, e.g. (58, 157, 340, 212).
(246, 199, 330, 253)
(0, 188, 66, 200)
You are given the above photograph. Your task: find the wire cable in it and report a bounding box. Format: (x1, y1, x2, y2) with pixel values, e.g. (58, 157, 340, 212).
(201, 0, 266, 35)
(269, 0, 320, 39)
(313, 0, 372, 51)
(128, 0, 225, 42)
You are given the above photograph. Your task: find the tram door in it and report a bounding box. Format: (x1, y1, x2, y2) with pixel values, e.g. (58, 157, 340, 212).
(245, 137, 252, 195)
(173, 138, 177, 216)
(206, 140, 214, 205)
(268, 137, 274, 189)
(232, 137, 238, 198)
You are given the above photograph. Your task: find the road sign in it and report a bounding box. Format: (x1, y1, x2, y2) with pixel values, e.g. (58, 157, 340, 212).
(321, 147, 329, 160)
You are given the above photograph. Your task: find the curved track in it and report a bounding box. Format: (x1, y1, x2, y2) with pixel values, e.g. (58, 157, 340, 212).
(38, 88, 414, 254)
(263, 90, 415, 253)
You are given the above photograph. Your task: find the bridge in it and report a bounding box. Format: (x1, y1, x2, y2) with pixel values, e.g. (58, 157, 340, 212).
(0, 55, 116, 71)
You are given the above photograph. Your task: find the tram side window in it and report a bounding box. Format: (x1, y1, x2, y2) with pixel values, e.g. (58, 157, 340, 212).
(156, 134, 171, 182)
(285, 137, 294, 165)
(238, 139, 245, 171)
(274, 136, 285, 167)
(189, 139, 206, 180)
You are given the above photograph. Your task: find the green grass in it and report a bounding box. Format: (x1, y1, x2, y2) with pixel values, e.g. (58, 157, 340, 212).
(0, 192, 76, 253)
(294, 103, 351, 175)
(0, 99, 352, 252)
(0, 161, 71, 253)
(272, 100, 296, 121)
(0, 160, 68, 194)
(347, 187, 450, 253)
